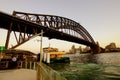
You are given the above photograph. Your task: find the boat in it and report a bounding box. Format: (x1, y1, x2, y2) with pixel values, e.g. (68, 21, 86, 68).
(43, 47, 70, 63)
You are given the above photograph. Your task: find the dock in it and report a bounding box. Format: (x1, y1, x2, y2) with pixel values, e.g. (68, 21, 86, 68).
(0, 69, 36, 80)
(0, 61, 66, 80)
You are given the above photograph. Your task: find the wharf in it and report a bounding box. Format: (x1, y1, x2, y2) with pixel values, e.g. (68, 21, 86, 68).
(0, 69, 36, 80)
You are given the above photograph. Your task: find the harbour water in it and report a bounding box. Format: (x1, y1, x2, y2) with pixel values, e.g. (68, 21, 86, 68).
(50, 52, 120, 80)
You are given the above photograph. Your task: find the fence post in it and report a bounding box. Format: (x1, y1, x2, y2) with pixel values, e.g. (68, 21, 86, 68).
(33, 62, 36, 70)
(25, 61, 27, 69)
(30, 61, 32, 69)
(21, 61, 23, 68)
(6, 61, 9, 68)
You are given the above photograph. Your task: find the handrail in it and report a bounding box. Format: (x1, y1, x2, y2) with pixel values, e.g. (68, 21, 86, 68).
(37, 63, 66, 80)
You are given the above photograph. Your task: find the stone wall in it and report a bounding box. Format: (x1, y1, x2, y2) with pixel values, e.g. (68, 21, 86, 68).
(66, 52, 120, 65)
(65, 53, 92, 63)
(93, 53, 120, 65)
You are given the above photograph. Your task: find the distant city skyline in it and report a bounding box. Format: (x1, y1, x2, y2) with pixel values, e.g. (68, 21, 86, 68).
(0, 0, 120, 53)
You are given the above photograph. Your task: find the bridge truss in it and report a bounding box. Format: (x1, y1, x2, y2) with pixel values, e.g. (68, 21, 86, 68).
(13, 11, 95, 44)
(0, 11, 99, 53)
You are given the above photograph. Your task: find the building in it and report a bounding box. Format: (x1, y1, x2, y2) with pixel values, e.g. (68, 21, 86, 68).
(2, 49, 36, 61)
(105, 43, 120, 52)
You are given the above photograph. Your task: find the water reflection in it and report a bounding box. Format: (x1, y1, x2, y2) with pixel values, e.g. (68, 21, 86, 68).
(50, 63, 120, 80)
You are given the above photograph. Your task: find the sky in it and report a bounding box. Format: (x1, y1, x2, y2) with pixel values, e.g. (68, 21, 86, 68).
(0, 0, 120, 53)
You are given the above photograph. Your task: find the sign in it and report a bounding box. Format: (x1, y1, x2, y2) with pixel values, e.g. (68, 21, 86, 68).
(0, 46, 5, 51)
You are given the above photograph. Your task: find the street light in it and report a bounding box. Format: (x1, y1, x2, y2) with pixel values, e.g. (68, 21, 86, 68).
(40, 30, 43, 63)
(33, 30, 44, 63)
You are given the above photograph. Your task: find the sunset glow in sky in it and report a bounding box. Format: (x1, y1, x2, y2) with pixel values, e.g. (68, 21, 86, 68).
(0, 0, 120, 53)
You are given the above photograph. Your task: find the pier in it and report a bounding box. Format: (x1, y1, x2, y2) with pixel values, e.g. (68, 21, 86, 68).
(0, 69, 36, 80)
(0, 61, 66, 80)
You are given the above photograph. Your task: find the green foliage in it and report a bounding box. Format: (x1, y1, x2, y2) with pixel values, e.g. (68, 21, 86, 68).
(0, 46, 5, 51)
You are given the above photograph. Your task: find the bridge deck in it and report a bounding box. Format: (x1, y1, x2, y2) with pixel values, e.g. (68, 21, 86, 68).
(0, 69, 36, 80)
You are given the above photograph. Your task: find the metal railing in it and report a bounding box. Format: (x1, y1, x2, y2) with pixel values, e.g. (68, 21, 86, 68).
(0, 61, 9, 69)
(37, 63, 66, 80)
(0, 61, 37, 70)
(17, 61, 37, 70)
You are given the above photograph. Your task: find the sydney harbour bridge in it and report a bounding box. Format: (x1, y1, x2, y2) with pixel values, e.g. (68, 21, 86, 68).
(0, 11, 100, 53)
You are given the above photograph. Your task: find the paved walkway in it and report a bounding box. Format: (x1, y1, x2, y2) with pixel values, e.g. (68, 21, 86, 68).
(0, 69, 36, 80)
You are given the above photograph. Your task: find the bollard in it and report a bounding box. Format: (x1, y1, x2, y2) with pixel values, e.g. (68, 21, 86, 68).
(33, 62, 36, 70)
(6, 61, 9, 68)
(43, 53, 47, 62)
(30, 61, 32, 69)
(25, 61, 27, 69)
(46, 53, 50, 64)
(20, 61, 23, 68)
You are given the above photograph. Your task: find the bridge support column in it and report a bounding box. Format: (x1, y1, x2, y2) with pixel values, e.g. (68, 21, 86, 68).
(91, 46, 100, 54)
(5, 22, 13, 49)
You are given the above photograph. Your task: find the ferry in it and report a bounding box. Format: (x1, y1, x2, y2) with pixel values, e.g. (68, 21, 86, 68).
(43, 47, 70, 63)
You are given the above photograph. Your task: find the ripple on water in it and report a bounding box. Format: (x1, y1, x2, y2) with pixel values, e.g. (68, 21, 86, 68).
(50, 63, 120, 80)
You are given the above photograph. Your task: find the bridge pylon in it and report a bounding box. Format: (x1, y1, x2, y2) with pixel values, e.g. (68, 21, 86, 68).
(91, 46, 100, 54)
(90, 42, 104, 54)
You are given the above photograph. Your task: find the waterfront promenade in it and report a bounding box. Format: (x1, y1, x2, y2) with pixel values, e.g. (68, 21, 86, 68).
(0, 69, 36, 80)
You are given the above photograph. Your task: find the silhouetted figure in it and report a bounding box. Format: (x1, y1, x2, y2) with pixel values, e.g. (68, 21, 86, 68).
(11, 55, 17, 69)
(37, 53, 40, 62)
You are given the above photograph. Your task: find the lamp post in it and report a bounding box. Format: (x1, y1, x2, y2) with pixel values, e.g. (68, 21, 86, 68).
(33, 30, 44, 63)
(40, 30, 43, 63)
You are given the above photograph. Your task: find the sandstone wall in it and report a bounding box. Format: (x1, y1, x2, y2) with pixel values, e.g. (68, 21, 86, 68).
(66, 52, 120, 65)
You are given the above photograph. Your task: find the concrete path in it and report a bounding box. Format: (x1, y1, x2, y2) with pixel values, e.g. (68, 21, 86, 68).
(0, 69, 36, 80)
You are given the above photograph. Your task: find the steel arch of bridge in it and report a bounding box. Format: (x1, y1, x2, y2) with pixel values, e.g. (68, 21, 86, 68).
(0, 11, 99, 53)
(13, 11, 95, 44)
